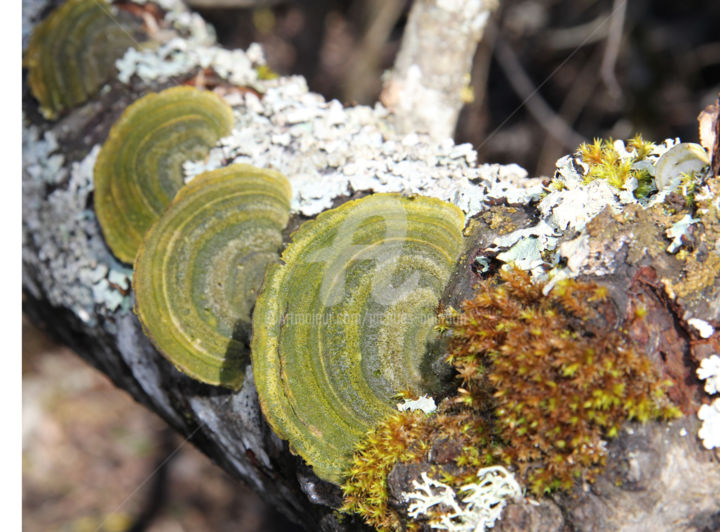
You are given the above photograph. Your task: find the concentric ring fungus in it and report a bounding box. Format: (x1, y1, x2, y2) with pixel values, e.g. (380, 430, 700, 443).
(134, 164, 292, 389)
(25, 0, 144, 120)
(252, 193, 465, 482)
(94, 86, 234, 263)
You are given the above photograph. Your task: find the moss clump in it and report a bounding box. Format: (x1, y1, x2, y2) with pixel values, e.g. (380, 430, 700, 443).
(447, 267, 681, 495)
(341, 410, 429, 531)
(341, 268, 681, 527)
(578, 134, 656, 198)
(255, 64, 279, 80)
(341, 403, 493, 531)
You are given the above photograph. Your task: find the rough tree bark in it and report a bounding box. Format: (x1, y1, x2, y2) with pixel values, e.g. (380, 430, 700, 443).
(22, 1, 720, 531)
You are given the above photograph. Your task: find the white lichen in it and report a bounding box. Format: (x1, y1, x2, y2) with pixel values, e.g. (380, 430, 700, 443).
(540, 177, 620, 233)
(180, 75, 541, 218)
(697, 398, 720, 450)
(22, 126, 132, 324)
(697, 354, 720, 449)
(22, 127, 67, 186)
(116, 38, 262, 86)
(116, 1, 265, 86)
(403, 466, 521, 531)
(491, 220, 560, 276)
(665, 214, 699, 254)
(688, 318, 715, 340)
(397, 395, 437, 414)
(697, 355, 720, 396)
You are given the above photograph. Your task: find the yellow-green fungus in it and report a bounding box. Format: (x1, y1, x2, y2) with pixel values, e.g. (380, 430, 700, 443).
(251, 193, 465, 483)
(133, 164, 291, 389)
(94, 86, 234, 263)
(25, 0, 144, 120)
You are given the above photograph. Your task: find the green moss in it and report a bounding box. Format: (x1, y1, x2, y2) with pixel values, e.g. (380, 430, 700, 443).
(577, 134, 657, 199)
(341, 410, 430, 531)
(341, 401, 493, 531)
(255, 64, 279, 80)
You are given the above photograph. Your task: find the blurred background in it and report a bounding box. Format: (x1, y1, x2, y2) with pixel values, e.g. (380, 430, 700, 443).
(22, 317, 303, 532)
(22, 0, 719, 530)
(194, 0, 719, 176)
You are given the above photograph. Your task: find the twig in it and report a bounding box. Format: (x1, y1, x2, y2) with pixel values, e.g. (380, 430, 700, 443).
(537, 47, 604, 174)
(342, 0, 406, 104)
(381, 0, 498, 139)
(494, 37, 586, 151)
(600, 0, 627, 99)
(543, 13, 611, 51)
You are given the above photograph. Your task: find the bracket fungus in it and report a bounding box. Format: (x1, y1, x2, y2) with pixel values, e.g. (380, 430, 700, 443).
(653, 142, 710, 191)
(25, 0, 144, 120)
(94, 86, 234, 263)
(133, 164, 292, 389)
(251, 193, 465, 483)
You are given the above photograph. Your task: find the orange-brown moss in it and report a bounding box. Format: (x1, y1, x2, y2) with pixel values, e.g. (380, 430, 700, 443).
(341, 400, 494, 530)
(447, 267, 681, 495)
(341, 267, 682, 528)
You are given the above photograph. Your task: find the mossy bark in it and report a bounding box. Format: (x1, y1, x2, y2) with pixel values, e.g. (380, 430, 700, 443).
(22, 1, 720, 531)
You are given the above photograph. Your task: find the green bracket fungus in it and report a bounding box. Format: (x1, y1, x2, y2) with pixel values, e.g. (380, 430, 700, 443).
(251, 193, 465, 483)
(133, 164, 292, 390)
(25, 0, 144, 120)
(94, 86, 234, 263)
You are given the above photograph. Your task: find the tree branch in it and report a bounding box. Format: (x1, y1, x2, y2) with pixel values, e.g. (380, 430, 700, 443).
(381, 0, 498, 139)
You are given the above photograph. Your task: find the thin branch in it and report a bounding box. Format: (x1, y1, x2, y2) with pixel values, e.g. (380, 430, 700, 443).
(342, 0, 406, 104)
(542, 13, 611, 51)
(494, 37, 586, 151)
(600, 0, 627, 99)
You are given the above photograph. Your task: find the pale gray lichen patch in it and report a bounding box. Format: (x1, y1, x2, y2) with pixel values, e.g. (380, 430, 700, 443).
(22, 127, 67, 186)
(182, 75, 541, 218)
(540, 178, 620, 233)
(22, 125, 132, 325)
(487, 138, 717, 291)
(116, 38, 264, 86)
(117, 1, 268, 88)
(22, 0, 49, 50)
(665, 214, 700, 254)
